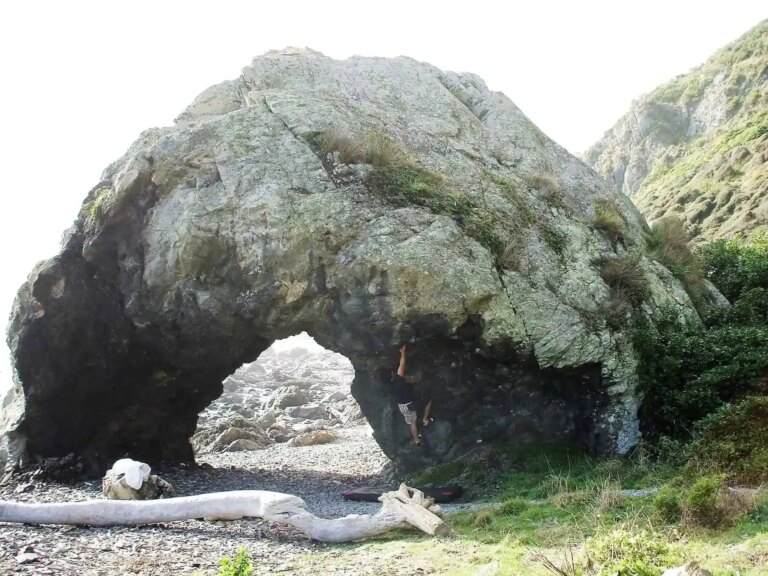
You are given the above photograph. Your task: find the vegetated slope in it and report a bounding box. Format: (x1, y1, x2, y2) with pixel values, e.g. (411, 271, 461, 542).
(585, 20, 768, 241)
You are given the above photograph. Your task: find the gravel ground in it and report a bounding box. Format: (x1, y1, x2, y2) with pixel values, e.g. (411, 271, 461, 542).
(0, 425, 479, 575)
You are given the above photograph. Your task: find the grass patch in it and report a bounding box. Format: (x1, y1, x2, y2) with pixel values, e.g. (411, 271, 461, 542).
(600, 253, 649, 308)
(85, 186, 111, 221)
(306, 129, 402, 167)
(289, 439, 768, 575)
(645, 215, 705, 304)
(365, 163, 510, 270)
(592, 199, 628, 244)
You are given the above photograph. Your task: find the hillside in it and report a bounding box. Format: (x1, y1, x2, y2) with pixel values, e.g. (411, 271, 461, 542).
(585, 20, 768, 241)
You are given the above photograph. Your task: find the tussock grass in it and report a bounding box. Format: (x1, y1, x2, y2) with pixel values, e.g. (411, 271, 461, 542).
(645, 215, 705, 303)
(600, 254, 649, 308)
(308, 129, 404, 167)
(592, 199, 628, 244)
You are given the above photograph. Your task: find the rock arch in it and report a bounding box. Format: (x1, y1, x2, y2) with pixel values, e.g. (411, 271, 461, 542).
(1, 49, 700, 475)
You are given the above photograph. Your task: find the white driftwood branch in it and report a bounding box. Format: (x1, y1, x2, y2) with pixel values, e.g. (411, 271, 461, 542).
(0, 485, 449, 543)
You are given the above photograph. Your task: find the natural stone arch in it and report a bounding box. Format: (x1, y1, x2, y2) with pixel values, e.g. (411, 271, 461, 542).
(1, 49, 702, 475)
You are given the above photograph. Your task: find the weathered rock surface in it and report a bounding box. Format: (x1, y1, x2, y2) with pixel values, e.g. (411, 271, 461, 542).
(192, 415, 273, 454)
(288, 430, 336, 447)
(3, 48, 699, 474)
(585, 20, 768, 241)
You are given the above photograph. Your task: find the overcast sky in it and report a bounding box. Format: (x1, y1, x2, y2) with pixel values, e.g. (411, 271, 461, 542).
(0, 1, 765, 390)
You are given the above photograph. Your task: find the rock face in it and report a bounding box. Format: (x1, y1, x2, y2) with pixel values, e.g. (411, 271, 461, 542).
(585, 20, 768, 241)
(2, 48, 699, 474)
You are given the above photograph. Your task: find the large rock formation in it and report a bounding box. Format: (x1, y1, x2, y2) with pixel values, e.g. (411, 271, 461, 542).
(1, 48, 698, 474)
(585, 20, 768, 241)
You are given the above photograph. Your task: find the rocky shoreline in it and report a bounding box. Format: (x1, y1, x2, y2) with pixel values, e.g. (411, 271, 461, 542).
(0, 343, 478, 575)
(0, 423, 484, 576)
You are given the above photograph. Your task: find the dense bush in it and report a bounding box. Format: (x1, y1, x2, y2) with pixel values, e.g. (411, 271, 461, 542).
(635, 232, 768, 441)
(691, 396, 768, 484)
(634, 310, 768, 439)
(584, 526, 673, 576)
(653, 485, 682, 523)
(682, 474, 724, 527)
(697, 230, 768, 302)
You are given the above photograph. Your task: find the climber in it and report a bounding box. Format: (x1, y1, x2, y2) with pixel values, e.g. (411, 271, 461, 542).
(390, 343, 433, 445)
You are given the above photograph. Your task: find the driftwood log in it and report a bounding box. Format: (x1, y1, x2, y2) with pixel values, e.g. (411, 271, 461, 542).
(0, 484, 449, 543)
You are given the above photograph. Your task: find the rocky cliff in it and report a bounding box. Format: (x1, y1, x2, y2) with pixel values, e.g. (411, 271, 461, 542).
(1, 48, 698, 475)
(585, 20, 768, 241)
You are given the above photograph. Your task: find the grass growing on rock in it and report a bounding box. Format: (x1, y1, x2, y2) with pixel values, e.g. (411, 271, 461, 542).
(645, 215, 706, 306)
(592, 199, 628, 244)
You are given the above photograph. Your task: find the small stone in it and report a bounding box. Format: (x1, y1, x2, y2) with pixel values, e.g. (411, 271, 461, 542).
(14, 482, 35, 494)
(16, 551, 39, 564)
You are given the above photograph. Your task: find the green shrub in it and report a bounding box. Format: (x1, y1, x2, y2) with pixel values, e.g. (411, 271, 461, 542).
(691, 397, 768, 484)
(218, 547, 253, 576)
(682, 474, 725, 527)
(697, 230, 768, 302)
(85, 186, 110, 221)
(592, 199, 628, 244)
(541, 225, 568, 255)
(600, 254, 649, 307)
(584, 526, 673, 576)
(746, 490, 768, 523)
(472, 509, 495, 527)
(653, 485, 683, 523)
(654, 436, 693, 467)
(633, 310, 768, 440)
(498, 498, 529, 516)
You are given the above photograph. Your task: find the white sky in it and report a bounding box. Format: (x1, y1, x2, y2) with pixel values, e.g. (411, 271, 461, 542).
(0, 1, 766, 392)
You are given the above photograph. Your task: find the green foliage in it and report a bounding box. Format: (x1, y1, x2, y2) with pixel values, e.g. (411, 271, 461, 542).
(746, 490, 768, 523)
(697, 230, 768, 303)
(592, 199, 628, 244)
(634, 230, 768, 447)
(541, 225, 568, 255)
(365, 163, 509, 270)
(498, 497, 529, 516)
(633, 310, 768, 439)
(691, 397, 768, 484)
(584, 527, 675, 576)
(85, 186, 110, 221)
(683, 474, 725, 527)
(218, 547, 253, 576)
(472, 509, 495, 527)
(653, 485, 682, 522)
